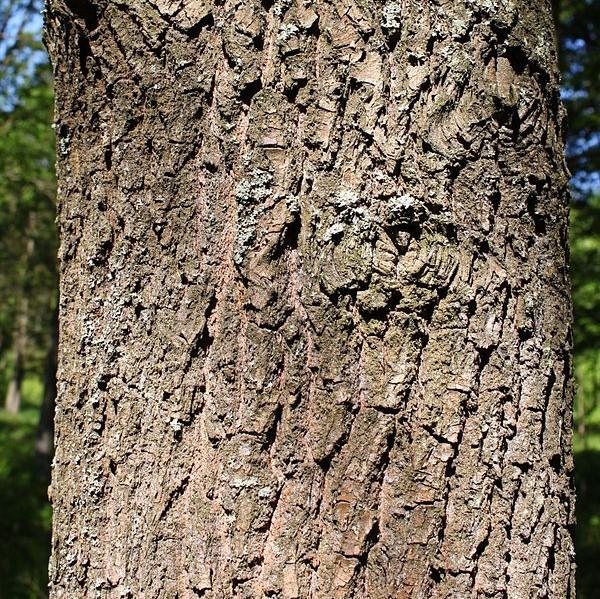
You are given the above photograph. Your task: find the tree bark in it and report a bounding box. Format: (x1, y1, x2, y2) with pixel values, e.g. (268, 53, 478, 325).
(45, 1, 575, 597)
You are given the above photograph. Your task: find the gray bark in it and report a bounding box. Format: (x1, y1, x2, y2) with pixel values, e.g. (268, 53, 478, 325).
(45, 1, 575, 597)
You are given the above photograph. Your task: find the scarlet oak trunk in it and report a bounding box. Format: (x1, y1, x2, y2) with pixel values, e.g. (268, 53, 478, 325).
(45, 1, 575, 597)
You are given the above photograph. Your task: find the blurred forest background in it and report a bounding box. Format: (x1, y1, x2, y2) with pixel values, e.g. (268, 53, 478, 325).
(0, 1, 597, 597)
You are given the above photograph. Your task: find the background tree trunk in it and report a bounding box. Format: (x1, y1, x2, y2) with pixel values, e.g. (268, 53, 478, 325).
(45, 1, 575, 597)
(35, 307, 57, 477)
(5, 303, 28, 413)
(4, 344, 23, 413)
(5, 230, 34, 414)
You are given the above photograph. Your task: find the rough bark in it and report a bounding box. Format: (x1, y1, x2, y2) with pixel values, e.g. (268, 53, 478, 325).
(45, 1, 575, 598)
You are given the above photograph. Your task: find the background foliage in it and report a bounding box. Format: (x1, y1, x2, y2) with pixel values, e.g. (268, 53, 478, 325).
(0, 1, 597, 597)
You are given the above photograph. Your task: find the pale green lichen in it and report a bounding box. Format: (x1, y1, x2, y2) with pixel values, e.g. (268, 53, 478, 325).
(234, 169, 274, 265)
(451, 18, 469, 39)
(235, 169, 273, 205)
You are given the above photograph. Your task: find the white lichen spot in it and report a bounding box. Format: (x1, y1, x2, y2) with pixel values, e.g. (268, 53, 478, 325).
(353, 205, 370, 220)
(326, 188, 377, 241)
(382, 2, 402, 29)
(230, 476, 259, 489)
(273, 0, 292, 17)
(94, 578, 106, 590)
(278, 23, 299, 42)
(391, 193, 417, 211)
(285, 194, 300, 214)
(451, 18, 468, 39)
(238, 443, 252, 456)
(88, 477, 104, 498)
(385, 193, 427, 226)
(336, 189, 360, 209)
(59, 133, 71, 156)
(323, 222, 345, 242)
(170, 418, 183, 434)
(258, 486, 272, 498)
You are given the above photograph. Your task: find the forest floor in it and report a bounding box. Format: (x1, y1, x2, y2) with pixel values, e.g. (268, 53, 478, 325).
(574, 409, 600, 599)
(0, 377, 51, 599)
(0, 384, 597, 599)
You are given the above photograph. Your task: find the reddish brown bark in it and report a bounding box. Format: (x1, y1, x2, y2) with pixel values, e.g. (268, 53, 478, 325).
(46, 1, 575, 597)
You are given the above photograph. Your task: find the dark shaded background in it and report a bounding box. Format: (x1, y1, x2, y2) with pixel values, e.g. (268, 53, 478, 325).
(0, 1, 597, 597)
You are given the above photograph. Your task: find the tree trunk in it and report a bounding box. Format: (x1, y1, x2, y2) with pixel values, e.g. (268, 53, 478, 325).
(5, 304, 28, 413)
(45, 1, 575, 597)
(4, 236, 34, 414)
(5, 218, 34, 414)
(5, 346, 23, 413)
